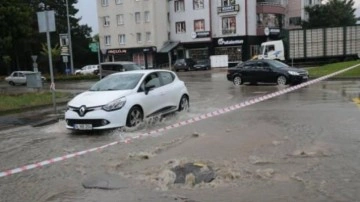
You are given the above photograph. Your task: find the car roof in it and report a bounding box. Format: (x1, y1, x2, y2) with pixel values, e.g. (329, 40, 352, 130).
(110, 69, 175, 76)
(13, 71, 33, 73)
(101, 61, 136, 65)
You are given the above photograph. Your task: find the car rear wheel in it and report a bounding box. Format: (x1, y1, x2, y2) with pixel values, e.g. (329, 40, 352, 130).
(126, 106, 143, 127)
(233, 76, 243, 86)
(9, 81, 15, 86)
(178, 95, 189, 112)
(277, 75, 287, 86)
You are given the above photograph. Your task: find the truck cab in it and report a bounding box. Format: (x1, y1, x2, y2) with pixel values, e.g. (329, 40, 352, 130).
(258, 40, 285, 61)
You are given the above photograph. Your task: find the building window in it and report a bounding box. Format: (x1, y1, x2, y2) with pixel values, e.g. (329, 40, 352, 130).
(146, 32, 151, 42)
(101, 0, 109, 6)
(289, 17, 301, 26)
(175, 0, 185, 12)
(119, 34, 125, 44)
(194, 19, 205, 31)
(135, 12, 141, 24)
(222, 16, 236, 34)
(144, 11, 150, 23)
(103, 16, 110, 26)
(176, 21, 186, 33)
(136, 33, 142, 43)
(117, 14, 124, 25)
(105, 35, 111, 46)
(193, 0, 204, 9)
(115, 0, 122, 5)
(222, 0, 235, 6)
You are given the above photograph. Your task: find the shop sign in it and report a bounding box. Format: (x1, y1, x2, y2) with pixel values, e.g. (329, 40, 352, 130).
(192, 31, 210, 39)
(107, 49, 127, 54)
(217, 38, 244, 46)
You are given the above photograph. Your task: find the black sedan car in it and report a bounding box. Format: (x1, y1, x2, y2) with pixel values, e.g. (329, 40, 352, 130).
(226, 59, 309, 86)
(174, 58, 196, 72)
(193, 59, 211, 70)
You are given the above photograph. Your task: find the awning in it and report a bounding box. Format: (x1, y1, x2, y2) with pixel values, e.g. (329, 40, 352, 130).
(158, 41, 179, 53)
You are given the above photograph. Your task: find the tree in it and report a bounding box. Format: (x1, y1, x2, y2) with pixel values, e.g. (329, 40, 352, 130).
(302, 0, 357, 28)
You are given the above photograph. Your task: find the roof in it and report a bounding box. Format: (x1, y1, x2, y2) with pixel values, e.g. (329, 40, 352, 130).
(100, 61, 136, 65)
(158, 41, 180, 53)
(110, 69, 174, 75)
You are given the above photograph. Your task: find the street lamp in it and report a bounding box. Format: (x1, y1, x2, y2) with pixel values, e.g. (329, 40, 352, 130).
(65, 0, 74, 74)
(37, 2, 57, 113)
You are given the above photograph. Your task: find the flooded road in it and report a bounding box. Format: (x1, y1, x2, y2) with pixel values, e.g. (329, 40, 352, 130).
(0, 70, 360, 202)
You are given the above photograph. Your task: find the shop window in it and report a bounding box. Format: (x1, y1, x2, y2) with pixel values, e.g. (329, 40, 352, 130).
(175, 0, 185, 12)
(176, 21, 186, 33)
(289, 17, 301, 26)
(215, 46, 242, 62)
(250, 45, 260, 59)
(193, 0, 204, 9)
(222, 16, 236, 35)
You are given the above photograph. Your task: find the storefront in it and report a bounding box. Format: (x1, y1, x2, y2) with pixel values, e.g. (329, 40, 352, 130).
(212, 36, 267, 66)
(106, 46, 157, 69)
(176, 41, 212, 60)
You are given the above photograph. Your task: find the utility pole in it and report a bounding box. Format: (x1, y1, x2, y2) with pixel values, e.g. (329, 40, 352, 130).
(66, 0, 74, 74)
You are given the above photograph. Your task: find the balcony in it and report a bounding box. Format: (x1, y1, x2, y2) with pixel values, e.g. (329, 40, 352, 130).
(217, 4, 240, 14)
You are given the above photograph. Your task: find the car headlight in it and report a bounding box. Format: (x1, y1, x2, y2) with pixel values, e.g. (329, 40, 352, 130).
(102, 97, 126, 111)
(288, 71, 300, 76)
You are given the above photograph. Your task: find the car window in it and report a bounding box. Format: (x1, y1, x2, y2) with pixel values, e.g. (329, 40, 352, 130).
(267, 60, 288, 69)
(243, 62, 255, 69)
(124, 64, 142, 71)
(89, 73, 143, 91)
(159, 72, 174, 86)
(102, 64, 124, 71)
(144, 73, 161, 88)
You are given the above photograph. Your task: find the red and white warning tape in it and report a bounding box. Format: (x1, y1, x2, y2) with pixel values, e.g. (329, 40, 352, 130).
(1, 63, 359, 178)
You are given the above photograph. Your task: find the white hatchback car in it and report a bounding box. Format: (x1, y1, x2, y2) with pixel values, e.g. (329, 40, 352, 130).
(74, 65, 99, 75)
(65, 70, 189, 130)
(5, 71, 46, 86)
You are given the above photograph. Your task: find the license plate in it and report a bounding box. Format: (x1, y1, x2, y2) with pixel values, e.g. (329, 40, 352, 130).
(74, 124, 93, 130)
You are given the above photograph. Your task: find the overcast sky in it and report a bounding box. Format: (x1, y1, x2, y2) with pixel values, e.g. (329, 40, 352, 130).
(75, 0, 360, 36)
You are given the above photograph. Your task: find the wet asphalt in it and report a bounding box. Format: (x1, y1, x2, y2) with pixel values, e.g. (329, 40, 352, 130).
(0, 70, 360, 202)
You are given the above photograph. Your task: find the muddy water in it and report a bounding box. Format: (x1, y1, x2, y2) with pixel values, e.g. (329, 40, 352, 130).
(0, 71, 360, 202)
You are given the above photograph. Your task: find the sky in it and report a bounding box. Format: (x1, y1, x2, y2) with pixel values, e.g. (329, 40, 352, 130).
(75, 0, 360, 36)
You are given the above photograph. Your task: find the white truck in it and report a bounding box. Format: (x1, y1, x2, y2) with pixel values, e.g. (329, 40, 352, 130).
(257, 26, 360, 63)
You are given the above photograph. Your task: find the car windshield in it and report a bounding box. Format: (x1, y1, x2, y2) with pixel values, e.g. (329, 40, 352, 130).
(197, 59, 209, 64)
(267, 60, 289, 69)
(89, 73, 144, 91)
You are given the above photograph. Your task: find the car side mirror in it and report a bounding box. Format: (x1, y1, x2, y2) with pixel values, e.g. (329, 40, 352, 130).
(144, 85, 155, 95)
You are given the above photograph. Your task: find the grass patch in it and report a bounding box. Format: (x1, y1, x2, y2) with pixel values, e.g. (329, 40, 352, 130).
(308, 60, 360, 78)
(0, 91, 72, 112)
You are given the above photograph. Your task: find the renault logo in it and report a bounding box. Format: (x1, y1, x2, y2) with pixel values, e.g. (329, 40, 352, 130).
(79, 105, 86, 117)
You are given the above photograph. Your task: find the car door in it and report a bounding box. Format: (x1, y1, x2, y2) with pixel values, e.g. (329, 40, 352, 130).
(262, 61, 279, 83)
(158, 71, 178, 109)
(139, 72, 165, 116)
(241, 62, 255, 82)
(255, 61, 271, 83)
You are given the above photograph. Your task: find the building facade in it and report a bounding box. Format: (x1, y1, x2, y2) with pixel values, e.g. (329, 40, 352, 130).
(97, 0, 312, 67)
(97, 0, 169, 68)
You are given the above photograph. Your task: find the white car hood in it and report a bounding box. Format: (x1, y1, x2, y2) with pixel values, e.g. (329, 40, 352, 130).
(68, 90, 133, 107)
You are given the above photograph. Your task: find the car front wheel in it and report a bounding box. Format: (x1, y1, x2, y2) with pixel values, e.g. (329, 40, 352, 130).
(9, 81, 15, 86)
(178, 95, 189, 112)
(233, 76, 243, 86)
(277, 75, 287, 86)
(126, 106, 143, 127)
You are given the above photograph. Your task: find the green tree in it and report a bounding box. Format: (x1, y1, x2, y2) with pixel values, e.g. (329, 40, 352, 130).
(302, 0, 357, 28)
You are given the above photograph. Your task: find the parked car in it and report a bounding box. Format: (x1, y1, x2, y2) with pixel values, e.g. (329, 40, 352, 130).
(5, 71, 46, 86)
(96, 61, 143, 78)
(74, 65, 98, 75)
(173, 58, 196, 72)
(65, 69, 190, 130)
(226, 59, 309, 86)
(193, 59, 211, 70)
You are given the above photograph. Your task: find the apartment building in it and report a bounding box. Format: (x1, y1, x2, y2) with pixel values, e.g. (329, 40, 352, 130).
(97, 0, 314, 66)
(97, 0, 168, 68)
